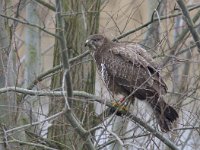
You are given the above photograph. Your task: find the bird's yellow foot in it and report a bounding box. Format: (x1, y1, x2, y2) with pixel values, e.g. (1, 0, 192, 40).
(111, 101, 128, 112)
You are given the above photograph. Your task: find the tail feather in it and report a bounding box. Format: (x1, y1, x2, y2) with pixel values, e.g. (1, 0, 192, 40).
(164, 105, 179, 122)
(149, 99, 179, 132)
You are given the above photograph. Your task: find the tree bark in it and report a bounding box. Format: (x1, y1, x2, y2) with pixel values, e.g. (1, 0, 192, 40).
(48, 0, 101, 149)
(0, 0, 21, 149)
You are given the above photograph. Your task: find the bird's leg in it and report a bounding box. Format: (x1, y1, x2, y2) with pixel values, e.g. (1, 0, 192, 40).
(119, 97, 126, 103)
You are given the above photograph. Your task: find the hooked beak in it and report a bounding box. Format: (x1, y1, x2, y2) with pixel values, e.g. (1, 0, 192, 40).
(85, 39, 90, 47)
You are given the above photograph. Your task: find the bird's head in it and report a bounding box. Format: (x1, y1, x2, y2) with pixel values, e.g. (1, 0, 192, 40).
(85, 34, 107, 51)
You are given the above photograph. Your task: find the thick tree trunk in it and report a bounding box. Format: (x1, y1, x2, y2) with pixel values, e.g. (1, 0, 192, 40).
(0, 0, 21, 149)
(25, 1, 41, 87)
(21, 0, 42, 147)
(48, 0, 100, 149)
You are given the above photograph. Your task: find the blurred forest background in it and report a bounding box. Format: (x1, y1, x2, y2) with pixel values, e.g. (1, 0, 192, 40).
(0, 0, 200, 149)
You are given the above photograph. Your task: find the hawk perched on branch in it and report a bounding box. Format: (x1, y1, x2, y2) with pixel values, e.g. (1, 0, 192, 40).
(85, 34, 178, 132)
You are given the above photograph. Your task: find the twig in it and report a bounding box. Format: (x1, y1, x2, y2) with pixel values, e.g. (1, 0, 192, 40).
(101, 126, 124, 146)
(0, 13, 60, 39)
(5, 108, 65, 133)
(161, 9, 200, 67)
(176, 0, 200, 51)
(34, 0, 55, 11)
(25, 130, 61, 149)
(27, 64, 62, 90)
(76, 95, 179, 150)
(173, 126, 200, 131)
(94, 113, 117, 147)
(2, 139, 58, 150)
(1, 125, 10, 149)
(0, 86, 179, 150)
(97, 134, 147, 150)
(27, 50, 90, 90)
(130, 115, 179, 150)
(113, 4, 200, 41)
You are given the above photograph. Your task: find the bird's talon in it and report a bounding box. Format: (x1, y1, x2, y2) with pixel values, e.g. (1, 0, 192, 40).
(111, 102, 128, 112)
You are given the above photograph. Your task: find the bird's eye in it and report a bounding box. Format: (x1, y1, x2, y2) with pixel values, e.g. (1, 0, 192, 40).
(94, 39, 100, 42)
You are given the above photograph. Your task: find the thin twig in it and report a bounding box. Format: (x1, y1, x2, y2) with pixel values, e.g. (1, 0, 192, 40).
(5, 109, 65, 133)
(0, 86, 180, 150)
(2, 139, 58, 150)
(101, 126, 124, 146)
(34, 0, 55, 11)
(25, 50, 90, 92)
(161, 9, 200, 67)
(0, 13, 60, 39)
(113, 5, 200, 41)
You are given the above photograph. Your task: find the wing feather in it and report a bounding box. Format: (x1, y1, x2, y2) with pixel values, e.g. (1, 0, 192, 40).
(107, 43, 167, 94)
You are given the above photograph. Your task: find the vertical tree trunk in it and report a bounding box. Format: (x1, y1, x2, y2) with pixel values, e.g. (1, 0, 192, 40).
(24, 0, 41, 142)
(25, 1, 41, 87)
(0, 0, 9, 88)
(142, 0, 167, 51)
(0, 0, 20, 149)
(48, 0, 100, 149)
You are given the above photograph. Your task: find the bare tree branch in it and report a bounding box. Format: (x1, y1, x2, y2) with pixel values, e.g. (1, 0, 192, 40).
(162, 9, 200, 67)
(113, 4, 200, 42)
(101, 126, 124, 146)
(176, 0, 200, 51)
(0, 13, 60, 39)
(27, 50, 90, 90)
(34, 0, 55, 11)
(5, 105, 65, 133)
(0, 86, 179, 150)
(0, 139, 58, 150)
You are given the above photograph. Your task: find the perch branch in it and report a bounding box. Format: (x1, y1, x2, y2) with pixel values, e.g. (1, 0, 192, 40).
(0, 86, 179, 150)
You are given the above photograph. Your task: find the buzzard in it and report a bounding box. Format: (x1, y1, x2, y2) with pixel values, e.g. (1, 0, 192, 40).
(85, 34, 178, 132)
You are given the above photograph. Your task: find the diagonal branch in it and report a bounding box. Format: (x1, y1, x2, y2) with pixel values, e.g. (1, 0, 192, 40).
(0, 86, 179, 150)
(113, 4, 200, 41)
(26, 50, 90, 90)
(34, 0, 55, 11)
(162, 9, 200, 67)
(0, 13, 60, 39)
(176, 0, 200, 51)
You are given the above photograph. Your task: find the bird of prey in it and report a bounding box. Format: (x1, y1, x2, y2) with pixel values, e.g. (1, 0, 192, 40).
(85, 34, 178, 132)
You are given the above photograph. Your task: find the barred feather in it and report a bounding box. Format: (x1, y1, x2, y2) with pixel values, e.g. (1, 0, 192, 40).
(85, 34, 179, 132)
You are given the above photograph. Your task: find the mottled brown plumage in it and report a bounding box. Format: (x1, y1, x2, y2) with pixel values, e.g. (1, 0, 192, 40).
(85, 34, 178, 132)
